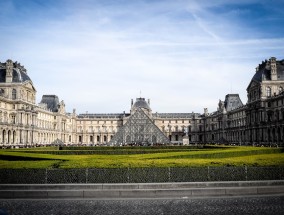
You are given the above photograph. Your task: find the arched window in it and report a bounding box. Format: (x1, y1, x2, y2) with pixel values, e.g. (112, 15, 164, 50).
(13, 131, 16, 144)
(2, 130, 5, 144)
(12, 89, 16, 100)
(8, 130, 11, 144)
(266, 87, 271, 97)
(279, 87, 283, 94)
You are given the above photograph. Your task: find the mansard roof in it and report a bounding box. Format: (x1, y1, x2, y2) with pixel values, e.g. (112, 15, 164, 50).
(252, 58, 284, 82)
(0, 60, 32, 83)
(40, 95, 60, 112)
(77, 112, 201, 119)
(153, 113, 200, 118)
(132, 98, 151, 110)
(224, 94, 243, 112)
(78, 113, 126, 119)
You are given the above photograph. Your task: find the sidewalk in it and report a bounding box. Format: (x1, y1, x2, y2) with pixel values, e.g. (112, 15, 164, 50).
(1, 180, 284, 199)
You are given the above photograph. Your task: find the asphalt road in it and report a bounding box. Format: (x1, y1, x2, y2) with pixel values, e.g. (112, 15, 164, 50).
(0, 195, 283, 215)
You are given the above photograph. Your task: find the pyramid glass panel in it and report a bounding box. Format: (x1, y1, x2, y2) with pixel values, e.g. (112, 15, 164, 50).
(109, 108, 170, 145)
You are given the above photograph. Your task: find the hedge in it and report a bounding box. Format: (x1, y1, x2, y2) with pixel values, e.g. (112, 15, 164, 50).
(0, 166, 283, 184)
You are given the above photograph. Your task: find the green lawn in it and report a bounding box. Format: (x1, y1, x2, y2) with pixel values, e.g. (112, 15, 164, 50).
(0, 146, 283, 169)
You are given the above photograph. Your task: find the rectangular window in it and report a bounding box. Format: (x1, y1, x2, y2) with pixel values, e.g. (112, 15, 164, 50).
(12, 115, 16, 124)
(266, 87, 271, 97)
(188, 126, 191, 132)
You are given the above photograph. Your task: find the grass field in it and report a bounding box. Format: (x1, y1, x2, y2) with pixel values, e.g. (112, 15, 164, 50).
(0, 146, 283, 169)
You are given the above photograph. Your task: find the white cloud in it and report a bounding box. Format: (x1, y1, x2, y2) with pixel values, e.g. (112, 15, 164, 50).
(0, 0, 283, 114)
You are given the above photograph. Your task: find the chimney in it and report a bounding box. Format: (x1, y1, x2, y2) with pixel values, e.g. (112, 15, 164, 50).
(5, 59, 13, 83)
(270, 57, 277, 80)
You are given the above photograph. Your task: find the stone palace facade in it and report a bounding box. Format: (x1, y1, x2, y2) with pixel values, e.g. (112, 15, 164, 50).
(0, 58, 283, 147)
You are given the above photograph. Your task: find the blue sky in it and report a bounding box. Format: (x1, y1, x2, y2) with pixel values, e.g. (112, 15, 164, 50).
(1, 0, 284, 114)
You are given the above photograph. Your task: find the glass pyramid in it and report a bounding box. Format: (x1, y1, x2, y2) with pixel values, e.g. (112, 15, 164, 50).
(109, 108, 170, 145)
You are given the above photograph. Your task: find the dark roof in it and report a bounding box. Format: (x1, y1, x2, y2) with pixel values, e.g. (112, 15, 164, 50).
(252, 58, 284, 82)
(78, 113, 126, 119)
(0, 60, 32, 83)
(0, 68, 31, 83)
(40, 95, 59, 112)
(224, 94, 243, 111)
(133, 98, 151, 110)
(153, 113, 199, 118)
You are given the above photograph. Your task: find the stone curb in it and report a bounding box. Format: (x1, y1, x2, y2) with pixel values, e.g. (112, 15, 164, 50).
(0, 186, 284, 199)
(0, 181, 283, 199)
(1, 180, 283, 190)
